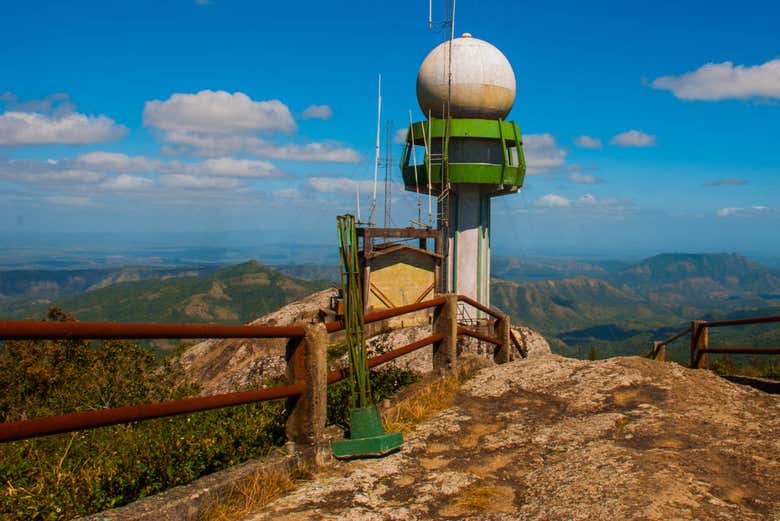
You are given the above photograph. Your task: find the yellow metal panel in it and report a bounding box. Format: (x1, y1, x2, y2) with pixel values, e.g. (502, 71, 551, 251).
(367, 249, 435, 310)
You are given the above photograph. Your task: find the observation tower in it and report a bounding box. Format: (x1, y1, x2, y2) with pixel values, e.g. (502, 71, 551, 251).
(400, 33, 526, 311)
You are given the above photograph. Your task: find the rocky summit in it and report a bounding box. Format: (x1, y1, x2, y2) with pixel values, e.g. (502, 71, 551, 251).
(245, 355, 780, 521)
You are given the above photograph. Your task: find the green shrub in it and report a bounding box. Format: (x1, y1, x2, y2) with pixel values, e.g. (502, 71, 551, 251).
(327, 366, 421, 428)
(0, 308, 420, 520)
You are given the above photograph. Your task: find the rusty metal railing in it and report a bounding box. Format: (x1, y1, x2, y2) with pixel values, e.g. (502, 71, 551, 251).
(649, 314, 780, 368)
(0, 294, 508, 443)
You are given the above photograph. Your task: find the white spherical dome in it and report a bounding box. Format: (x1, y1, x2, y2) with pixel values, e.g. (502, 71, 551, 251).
(416, 33, 516, 120)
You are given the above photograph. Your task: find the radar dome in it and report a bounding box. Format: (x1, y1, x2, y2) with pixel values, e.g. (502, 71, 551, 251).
(416, 33, 516, 120)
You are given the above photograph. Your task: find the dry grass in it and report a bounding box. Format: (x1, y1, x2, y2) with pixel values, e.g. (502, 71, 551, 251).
(457, 485, 496, 511)
(383, 364, 480, 434)
(200, 462, 310, 521)
(449, 484, 516, 515)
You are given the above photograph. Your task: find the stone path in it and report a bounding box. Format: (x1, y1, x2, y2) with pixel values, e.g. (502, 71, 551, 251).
(245, 355, 780, 521)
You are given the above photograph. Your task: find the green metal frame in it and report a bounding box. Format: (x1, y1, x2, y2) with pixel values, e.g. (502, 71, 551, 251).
(401, 117, 527, 193)
(332, 215, 403, 459)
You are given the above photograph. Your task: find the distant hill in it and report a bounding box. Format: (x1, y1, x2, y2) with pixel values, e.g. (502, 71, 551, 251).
(0, 266, 218, 300)
(492, 253, 780, 360)
(0, 261, 332, 324)
(491, 277, 678, 336)
(608, 253, 780, 294)
(273, 264, 340, 283)
(492, 257, 628, 281)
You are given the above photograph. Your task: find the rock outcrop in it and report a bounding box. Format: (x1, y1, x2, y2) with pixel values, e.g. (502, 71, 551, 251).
(245, 355, 780, 520)
(179, 288, 337, 394)
(180, 289, 550, 394)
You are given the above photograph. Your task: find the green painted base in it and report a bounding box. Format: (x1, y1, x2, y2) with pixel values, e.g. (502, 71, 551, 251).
(332, 405, 403, 459)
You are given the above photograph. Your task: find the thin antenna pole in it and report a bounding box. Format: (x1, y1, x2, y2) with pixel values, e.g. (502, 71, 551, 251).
(427, 110, 433, 225)
(383, 120, 392, 228)
(428, 0, 432, 29)
(409, 110, 422, 225)
(370, 74, 381, 226)
(451, 0, 456, 40)
(356, 184, 361, 222)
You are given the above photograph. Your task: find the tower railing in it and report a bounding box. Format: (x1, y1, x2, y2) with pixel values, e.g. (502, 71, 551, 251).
(0, 294, 516, 444)
(648, 314, 780, 368)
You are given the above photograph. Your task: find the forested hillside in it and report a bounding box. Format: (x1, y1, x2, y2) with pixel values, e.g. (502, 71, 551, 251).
(0, 261, 332, 324)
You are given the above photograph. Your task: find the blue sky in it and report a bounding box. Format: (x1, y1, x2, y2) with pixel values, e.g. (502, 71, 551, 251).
(1, 0, 779, 259)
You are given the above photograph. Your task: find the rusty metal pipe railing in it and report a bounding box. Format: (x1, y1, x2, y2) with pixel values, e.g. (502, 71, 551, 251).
(457, 326, 502, 346)
(0, 294, 509, 443)
(697, 348, 780, 355)
(326, 333, 444, 384)
(0, 383, 303, 443)
(325, 297, 446, 333)
(658, 326, 693, 348)
(702, 315, 780, 328)
(0, 321, 306, 340)
(457, 295, 504, 320)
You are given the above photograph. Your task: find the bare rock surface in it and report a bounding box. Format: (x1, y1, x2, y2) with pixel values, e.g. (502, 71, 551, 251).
(244, 356, 780, 521)
(180, 288, 337, 394)
(511, 326, 551, 358)
(178, 284, 551, 395)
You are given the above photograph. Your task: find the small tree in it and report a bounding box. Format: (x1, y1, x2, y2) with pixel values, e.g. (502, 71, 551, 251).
(588, 347, 599, 361)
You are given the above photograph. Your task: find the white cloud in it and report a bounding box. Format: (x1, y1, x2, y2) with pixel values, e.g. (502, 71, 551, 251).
(160, 174, 244, 190)
(161, 131, 362, 163)
(534, 193, 571, 207)
(393, 128, 408, 144)
(273, 188, 303, 199)
(575, 193, 634, 212)
(143, 90, 296, 134)
(74, 153, 279, 178)
(716, 206, 772, 217)
(568, 172, 603, 184)
(704, 178, 748, 187)
(44, 195, 92, 206)
(610, 130, 656, 147)
(1, 92, 76, 116)
(301, 105, 333, 120)
(305, 176, 383, 195)
(523, 134, 566, 175)
(652, 59, 780, 101)
(176, 157, 279, 178)
(0, 111, 127, 146)
(99, 174, 154, 191)
(574, 135, 602, 149)
(75, 152, 159, 172)
(533, 192, 634, 213)
(0, 160, 108, 186)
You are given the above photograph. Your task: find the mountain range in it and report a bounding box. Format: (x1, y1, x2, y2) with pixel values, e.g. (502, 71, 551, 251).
(1, 252, 778, 361)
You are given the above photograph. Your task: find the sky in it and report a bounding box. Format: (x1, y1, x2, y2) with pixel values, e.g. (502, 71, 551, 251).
(1, 0, 779, 260)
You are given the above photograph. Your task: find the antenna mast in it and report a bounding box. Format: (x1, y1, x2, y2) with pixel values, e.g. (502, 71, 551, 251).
(369, 74, 381, 226)
(432, 0, 456, 237)
(409, 110, 422, 225)
(356, 184, 361, 222)
(383, 119, 392, 228)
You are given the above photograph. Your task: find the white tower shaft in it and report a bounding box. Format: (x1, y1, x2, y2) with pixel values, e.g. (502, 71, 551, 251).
(440, 185, 491, 311)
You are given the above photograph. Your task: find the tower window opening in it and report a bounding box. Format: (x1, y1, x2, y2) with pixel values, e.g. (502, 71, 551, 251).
(449, 138, 504, 165)
(508, 146, 519, 166)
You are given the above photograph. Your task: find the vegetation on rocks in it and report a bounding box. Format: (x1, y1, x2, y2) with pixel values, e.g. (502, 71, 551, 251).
(0, 308, 419, 520)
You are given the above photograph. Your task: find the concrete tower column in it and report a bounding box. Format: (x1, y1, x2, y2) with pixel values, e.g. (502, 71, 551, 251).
(442, 185, 491, 311)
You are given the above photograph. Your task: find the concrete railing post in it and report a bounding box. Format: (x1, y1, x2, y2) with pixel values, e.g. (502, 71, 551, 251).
(690, 320, 708, 369)
(285, 322, 328, 444)
(432, 294, 458, 372)
(495, 315, 511, 364)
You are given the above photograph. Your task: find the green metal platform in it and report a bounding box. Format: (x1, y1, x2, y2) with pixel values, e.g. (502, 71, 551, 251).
(331, 406, 403, 459)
